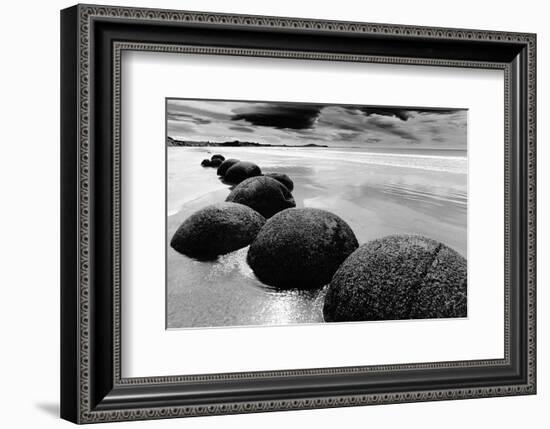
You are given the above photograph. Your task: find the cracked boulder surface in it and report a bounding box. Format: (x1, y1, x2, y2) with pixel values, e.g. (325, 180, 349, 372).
(323, 235, 467, 322)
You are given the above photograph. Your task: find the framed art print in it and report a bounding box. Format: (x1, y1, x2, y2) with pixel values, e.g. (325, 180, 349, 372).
(61, 4, 536, 424)
(166, 98, 468, 329)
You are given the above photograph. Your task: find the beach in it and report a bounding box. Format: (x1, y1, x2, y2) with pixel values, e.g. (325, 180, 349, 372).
(167, 146, 467, 329)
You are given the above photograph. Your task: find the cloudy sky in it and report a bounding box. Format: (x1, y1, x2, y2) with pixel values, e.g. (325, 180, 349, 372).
(167, 99, 467, 149)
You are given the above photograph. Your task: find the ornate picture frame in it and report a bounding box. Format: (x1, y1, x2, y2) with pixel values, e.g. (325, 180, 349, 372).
(61, 4, 536, 424)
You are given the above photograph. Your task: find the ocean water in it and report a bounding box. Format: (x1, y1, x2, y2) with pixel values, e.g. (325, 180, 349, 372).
(167, 146, 467, 329)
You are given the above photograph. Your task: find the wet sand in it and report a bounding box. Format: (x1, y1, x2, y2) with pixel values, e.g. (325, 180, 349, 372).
(167, 146, 467, 329)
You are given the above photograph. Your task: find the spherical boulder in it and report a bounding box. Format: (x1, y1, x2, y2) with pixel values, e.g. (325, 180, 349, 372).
(170, 202, 265, 260)
(209, 157, 223, 167)
(200, 159, 211, 167)
(247, 208, 359, 289)
(224, 161, 262, 184)
(211, 154, 225, 162)
(264, 173, 294, 191)
(226, 176, 296, 218)
(323, 235, 467, 322)
(217, 158, 240, 176)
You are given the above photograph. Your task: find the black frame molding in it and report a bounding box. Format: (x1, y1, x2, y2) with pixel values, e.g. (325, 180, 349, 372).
(61, 4, 536, 424)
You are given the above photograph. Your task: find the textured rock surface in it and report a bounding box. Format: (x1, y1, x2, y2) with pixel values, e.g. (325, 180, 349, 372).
(224, 161, 262, 184)
(264, 173, 294, 191)
(226, 176, 296, 218)
(211, 154, 225, 162)
(170, 202, 265, 259)
(323, 235, 467, 322)
(217, 158, 240, 176)
(200, 159, 211, 167)
(209, 157, 223, 167)
(247, 208, 359, 289)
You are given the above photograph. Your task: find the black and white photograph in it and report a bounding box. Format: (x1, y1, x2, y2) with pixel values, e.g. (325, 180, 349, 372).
(166, 98, 468, 329)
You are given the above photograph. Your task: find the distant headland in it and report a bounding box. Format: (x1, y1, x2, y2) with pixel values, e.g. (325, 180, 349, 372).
(167, 136, 328, 148)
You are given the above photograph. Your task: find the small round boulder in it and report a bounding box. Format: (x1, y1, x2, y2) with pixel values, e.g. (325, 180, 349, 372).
(224, 161, 262, 184)
(209, 157, 223, 167)
(264, 173, 294, 191)
(247, 208, 359, 289)
(226, 176, 296, 218)
(200, 159, 211, 167)
(217, 158, 240, 176)
(323, 235, 467, 322)
(211, 154, 225, 162)
(170, 202, 265, 260)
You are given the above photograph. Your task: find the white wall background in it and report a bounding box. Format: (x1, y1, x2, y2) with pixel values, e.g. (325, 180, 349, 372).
(0, 0, 546, 427)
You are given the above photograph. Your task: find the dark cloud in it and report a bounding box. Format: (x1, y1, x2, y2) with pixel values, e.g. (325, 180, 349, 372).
(229, 125, 255, 133)
(231, 104, 322, 130)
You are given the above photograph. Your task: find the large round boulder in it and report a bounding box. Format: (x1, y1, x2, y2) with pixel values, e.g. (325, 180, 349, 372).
(200, 159, 211, 167)
(323, 235, 467, 322)
(264, 173, 294, 191)
(224, 161, 262, 184)
(226, 176, 296, 218)
(170, 202, 265, 260)
(211, 154, 225, 162)
(217, 158, 240, 176)
(247, 208, 359, 289)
